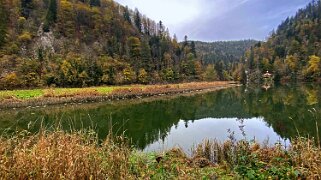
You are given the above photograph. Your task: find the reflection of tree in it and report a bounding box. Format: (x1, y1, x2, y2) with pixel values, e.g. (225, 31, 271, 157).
(1, 84, 321, 149)
(243, 84, 321, 141)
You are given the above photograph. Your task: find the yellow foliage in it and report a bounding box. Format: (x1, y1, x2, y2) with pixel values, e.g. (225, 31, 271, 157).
(285, 55, 299, 72)
(307, 55, 320, 74)
(18, 32, 32, 43)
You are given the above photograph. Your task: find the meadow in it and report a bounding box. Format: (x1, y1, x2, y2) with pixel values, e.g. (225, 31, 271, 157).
(0, 81, 235, 108)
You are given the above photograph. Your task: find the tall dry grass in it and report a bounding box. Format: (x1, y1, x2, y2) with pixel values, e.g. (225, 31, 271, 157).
(0, 129, 320, 179)
(0, 130, 133, 179)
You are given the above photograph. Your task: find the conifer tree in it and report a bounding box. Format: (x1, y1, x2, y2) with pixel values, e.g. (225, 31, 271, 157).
(43, 0, 57, 32)
(90, 0, 101, 7)
(134, 9, 142, 32)
(0, 1, 7, 48)
(21, 0, 33, 18)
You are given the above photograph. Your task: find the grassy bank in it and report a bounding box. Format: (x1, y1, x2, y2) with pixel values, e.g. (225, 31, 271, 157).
(0, 81, 236, 109)
(0, 130, 320, 179)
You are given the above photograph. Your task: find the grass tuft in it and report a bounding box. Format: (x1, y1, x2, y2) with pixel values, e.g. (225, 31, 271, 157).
(0, 130, 320, 179)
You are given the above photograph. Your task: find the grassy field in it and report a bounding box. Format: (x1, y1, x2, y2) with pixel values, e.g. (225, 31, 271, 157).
(0, 86, 128, 100)
(0, 129, 320, 179)
(0, 81, 236, 108)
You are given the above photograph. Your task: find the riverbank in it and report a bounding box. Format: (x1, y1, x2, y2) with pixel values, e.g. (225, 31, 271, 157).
(0, 130, 320, 179)
(0, 81, 237, 109)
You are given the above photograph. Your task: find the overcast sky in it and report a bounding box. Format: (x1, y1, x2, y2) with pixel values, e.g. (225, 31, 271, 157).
(115, 0, 311, 42)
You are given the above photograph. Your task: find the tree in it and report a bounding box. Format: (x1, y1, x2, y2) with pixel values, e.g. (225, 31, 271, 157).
(90, 0, 101, 7)
(214, 61, 224, 80)
(21, 0, 33, 18)
(303, 55, 321, 79)
(44, 0, 57, 32)
(123, 6, 131, 23)
(141, 40, 152, 71)
(0, 1, 7, 48)
(190, 41, 197, 58)
(285, 55, 299, 75)
(204, 64, 217, 81)
(128, 37, 141, 71)
(134, 9, 142, 32)
(138, 68, 148, 84)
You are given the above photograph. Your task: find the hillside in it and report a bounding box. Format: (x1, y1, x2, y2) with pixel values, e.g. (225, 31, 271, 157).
(195, 40, 258, 64)
(244, 0, 321, 82)
(0, 0, 203, 89)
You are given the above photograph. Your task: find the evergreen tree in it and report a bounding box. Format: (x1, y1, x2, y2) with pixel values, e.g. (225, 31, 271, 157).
(43, 0, 57, 32)
(0, 1, 7, 48)
(134, 9, 142, 32)
(190, 41, 197, 58)
(123, 6, 131, 23)
(21, 0, 33, 18)
(141, 40, 152, 71)
(90, 0, 101, 7)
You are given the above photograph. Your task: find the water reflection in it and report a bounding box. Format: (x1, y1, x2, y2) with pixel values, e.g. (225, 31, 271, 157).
(0, 84, 320, 151)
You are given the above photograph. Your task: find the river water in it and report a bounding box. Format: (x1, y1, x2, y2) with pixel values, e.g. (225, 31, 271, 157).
(0, 84, 320, 152)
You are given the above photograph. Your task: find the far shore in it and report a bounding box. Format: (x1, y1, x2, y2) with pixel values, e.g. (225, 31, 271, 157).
(0, 81, 239, 109)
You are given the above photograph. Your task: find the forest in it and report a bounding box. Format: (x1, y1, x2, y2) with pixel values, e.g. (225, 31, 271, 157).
(0, 0, 212, 89)
(243, 0, 321, 83)
(1, 0, 320, 90)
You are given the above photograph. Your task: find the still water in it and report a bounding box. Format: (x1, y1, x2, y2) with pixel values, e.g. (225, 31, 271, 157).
(0, 84, 320, 152)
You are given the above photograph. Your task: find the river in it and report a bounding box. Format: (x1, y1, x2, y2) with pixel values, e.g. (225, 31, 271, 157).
(0, 84, 320, 153)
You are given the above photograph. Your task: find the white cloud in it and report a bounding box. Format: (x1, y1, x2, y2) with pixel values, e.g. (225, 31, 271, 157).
(115, 0, 202, 25)
(114, 0, 311, 41)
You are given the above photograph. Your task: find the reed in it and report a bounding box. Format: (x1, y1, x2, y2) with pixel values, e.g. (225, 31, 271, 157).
(0, 129, 320, 179)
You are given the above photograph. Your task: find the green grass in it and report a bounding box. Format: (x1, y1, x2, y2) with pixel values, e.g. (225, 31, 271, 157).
(0, 85, 141, 100)
(0, 89, 44, 100)
(0, 81, 233, 102)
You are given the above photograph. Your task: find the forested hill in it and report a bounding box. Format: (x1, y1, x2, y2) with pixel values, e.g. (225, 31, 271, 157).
(0, 0, 204, 89)
(194, 40, 258, 64)
(244, 0, 321, 82)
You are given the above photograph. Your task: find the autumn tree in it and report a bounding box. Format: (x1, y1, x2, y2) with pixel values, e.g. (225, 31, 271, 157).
(285, 55, 299, 78)
(303, 55, 321, 79)
(128, 36, 141, 72)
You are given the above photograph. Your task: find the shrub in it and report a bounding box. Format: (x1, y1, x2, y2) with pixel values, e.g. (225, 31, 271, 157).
(18, 31, 32, 43)
(0, 72, 22, 89)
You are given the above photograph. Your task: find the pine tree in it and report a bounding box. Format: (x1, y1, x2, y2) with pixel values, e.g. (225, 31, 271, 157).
(134, 9, 142, 32)
(123, 6, 131, 23)
(90, 0, 101, 7)
(190, 41, 197, 58)
(43, 0, 57, 32)
(21, 0, 33, 18)
(0, 1, 7, 48)
(141, 40, 152, 71)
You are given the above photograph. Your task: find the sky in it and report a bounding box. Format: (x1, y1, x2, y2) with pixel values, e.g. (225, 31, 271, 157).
(115, 0, 311, 42)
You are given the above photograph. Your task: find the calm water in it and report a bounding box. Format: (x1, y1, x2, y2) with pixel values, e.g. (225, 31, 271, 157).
(0, 84, 320, 152)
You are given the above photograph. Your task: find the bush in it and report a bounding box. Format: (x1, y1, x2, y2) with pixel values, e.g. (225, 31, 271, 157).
(138, 68, 148, 84)
(0, 72, 22, 89)
(18, 31, 32, 43)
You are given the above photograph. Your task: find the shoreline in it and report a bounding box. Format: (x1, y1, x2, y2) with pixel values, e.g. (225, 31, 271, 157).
(0, 81, 239, 109)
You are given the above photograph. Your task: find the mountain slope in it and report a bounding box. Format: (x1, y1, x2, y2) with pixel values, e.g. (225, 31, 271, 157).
(0, 0, 203, 89)
(244, 0, 321, 82)
(195, 40, 258, 64)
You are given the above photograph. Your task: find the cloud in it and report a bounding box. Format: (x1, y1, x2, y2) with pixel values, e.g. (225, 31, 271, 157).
(115, 0, 311, 41)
